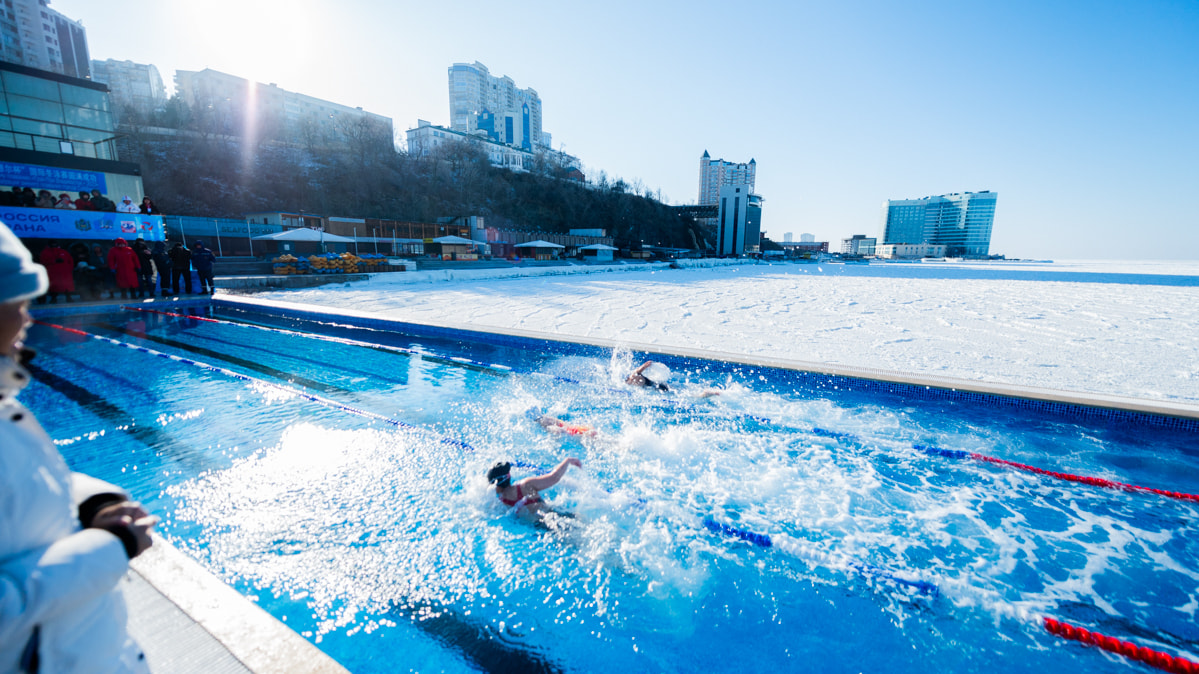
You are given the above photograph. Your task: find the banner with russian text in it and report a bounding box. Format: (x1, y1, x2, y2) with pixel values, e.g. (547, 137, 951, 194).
(0, 161, 108, 194)
(1, 207, 164, 241)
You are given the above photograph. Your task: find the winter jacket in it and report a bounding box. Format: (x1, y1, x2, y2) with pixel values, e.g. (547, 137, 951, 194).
(190, 247, 216, 274)
(167, 245, 191, 271)
(37, 245, 75, 293)
(0, 356, 150, 673)
(131, 241, 153, 275)
(106, 240, 141, 289)
(150, 243, 171, 277)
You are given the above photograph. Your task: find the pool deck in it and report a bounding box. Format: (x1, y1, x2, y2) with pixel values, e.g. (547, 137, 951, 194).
(127, 536, 348, 674)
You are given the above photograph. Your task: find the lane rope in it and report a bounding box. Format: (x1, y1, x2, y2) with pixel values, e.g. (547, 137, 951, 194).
(916, 444, 1199, 503)
(1043, 617, 1199, 674)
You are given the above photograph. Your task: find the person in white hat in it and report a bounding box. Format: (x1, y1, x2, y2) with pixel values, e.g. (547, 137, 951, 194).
(0, 221, 156, 673)
(117, 195, 140, 214)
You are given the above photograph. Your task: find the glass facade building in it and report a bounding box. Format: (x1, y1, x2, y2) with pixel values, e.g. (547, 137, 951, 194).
(0, 60, 116, 159)
(448, 61, 543, 151)
(880, 191, 998, 257)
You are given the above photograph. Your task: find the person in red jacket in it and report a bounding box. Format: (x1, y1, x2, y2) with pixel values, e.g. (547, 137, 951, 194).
(105, 238, 141, 300)
(36, 240, 75, 303)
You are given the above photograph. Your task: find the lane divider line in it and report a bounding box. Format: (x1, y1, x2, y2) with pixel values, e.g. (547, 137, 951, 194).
(1043, 617, 1199, 674)
(917, 444, 1199, 503)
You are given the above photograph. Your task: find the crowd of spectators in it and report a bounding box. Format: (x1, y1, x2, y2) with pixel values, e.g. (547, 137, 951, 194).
(30, 237, 215, 303)
(0, 186, 164, 215)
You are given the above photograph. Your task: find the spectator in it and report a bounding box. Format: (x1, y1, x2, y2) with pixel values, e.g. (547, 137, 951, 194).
(106, 238, 141, 300)
(53, 192, 76, 209)
(0, 221, 156, 674)
(90, 190, 117, 212)
(131, 238, 154, 299)
(151, 241, 172, 297)
(117, 195, 140, 214)
(191, 240, 216, 294)
(19, 187, 36, 207)
(0, 186, 20, 206)
(168, 242, 192, 294)
(139, 197, 162, 215)
(37, 240, 75, 303)
(75, 191, 95, 211)
(34, 190, 54, 209)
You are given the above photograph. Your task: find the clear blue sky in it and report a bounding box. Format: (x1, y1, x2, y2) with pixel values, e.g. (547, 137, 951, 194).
(54, 0, 1199, 259)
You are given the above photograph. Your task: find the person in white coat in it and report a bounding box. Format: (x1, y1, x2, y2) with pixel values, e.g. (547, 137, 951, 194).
(0, 221, 157, 673)
(116, 196, 140, 214)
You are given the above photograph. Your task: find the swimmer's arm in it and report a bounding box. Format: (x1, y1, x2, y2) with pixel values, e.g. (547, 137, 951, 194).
(522, 457, 583, 491)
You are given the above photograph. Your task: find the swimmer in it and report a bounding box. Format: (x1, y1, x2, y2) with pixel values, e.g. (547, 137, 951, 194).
(626, 360, 671, 390)
(487, 458, 582, 518)
(626, 360, 722, 398)
(527, 407, 596, 436)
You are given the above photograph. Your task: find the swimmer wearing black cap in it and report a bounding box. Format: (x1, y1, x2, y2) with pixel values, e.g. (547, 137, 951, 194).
(487, 457, 582, 517)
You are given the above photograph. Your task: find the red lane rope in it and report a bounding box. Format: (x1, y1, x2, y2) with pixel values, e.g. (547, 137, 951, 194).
(971, 453, 1199, 503)
(1044, 617, 1199, 673)
(122, 306, 221, 323)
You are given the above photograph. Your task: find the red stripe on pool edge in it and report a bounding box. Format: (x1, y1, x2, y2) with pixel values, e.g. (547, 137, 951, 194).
(1044, 617, 1199, 673)
(32, 320, 90, 337)
(969, 453, 1199, 503)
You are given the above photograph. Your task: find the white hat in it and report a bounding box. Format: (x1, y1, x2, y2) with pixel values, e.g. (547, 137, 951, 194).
(0, 221, 48, 303)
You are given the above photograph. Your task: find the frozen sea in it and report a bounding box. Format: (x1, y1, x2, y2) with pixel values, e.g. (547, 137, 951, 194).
(241, 258, 1199, 405)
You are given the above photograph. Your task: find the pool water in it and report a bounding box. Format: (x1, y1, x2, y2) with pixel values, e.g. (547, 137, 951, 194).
(21, 304, 1199, 673)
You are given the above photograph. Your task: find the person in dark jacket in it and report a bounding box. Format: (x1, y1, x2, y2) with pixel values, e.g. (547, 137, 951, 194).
(130, 239, 154, 299)
(191, 240, 216, 294)
(90, 190, 116, 212)
(151, 241, 172, 297)
(168, 242, 192, 294)
(139, 197, 162, 215)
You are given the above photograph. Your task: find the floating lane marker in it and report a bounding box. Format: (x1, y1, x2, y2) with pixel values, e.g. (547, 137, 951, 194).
(1043, 617, 1199, 674)
(34, 320, 478, 453)
(916, 444, 1199, 503)
(701, 517, 940, 596)
(121, 306, 514, 373)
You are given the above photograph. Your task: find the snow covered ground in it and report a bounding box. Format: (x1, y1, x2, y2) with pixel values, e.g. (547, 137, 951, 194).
(243, 259, 1199, 404)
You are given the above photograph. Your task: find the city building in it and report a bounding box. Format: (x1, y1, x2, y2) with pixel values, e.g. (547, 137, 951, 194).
(405, 119, 579, 175)
(875, 243, 947, 259)
(174, 68, 394, 150)
(841, 234, 876, 256)
(783, 232, 793, 243)
(698, 151, 755, 206)
(715, 184, 762, 256)
(0, 0, 89, 78)
(880, 191, 998, 257)
(800, 233, 815, 242)
(448, 61, 544, 151)
(89, 59, 166, 122)
(779, 240, 829, 257)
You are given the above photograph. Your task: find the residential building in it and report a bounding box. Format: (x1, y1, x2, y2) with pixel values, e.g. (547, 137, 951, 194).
(90, 59, 166, 122)
(405, 119, 579, 175)
(448, 61, 544, 151)
(698, 151, 755, 206)
(0, 0, 88, 78)
(841, 234, 876, 256)
(174, 68, 394, 150)
(880, 191, 998, 257)
(875, 243, 947, 259)
(715, 184, 762, 256)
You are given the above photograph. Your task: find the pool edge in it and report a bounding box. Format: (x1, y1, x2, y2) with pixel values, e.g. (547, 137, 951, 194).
(130, 535, 350, 674)
(213, 295, 1199, 425)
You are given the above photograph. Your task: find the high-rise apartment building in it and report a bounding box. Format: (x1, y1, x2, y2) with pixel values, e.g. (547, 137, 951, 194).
(0, 0, 89, 78)
(174, 68, 394, 150)
(880, 191, 998, 257)
(448, 61, 543, 151)
(90, 59, 166, 121)
(698, 151, 755, 206)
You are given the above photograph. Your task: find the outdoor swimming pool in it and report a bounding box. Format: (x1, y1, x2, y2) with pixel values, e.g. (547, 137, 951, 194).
(22, 301, 1199, 673)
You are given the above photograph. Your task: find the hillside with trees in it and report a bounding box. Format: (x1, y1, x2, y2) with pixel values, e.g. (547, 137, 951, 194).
(116, 102, 709, 251)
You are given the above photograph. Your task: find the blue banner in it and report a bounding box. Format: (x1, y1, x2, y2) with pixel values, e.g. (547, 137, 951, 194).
(0, 161, 108, 194)
(2, 207, 164, 241)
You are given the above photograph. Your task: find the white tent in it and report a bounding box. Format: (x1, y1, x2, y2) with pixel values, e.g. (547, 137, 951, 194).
(253, 228, 355, 243)
(579, 243, 618, 261)
(515, 240, 566, 249)
(578, 244, 618, 251)
(432, 235, 479, 245)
